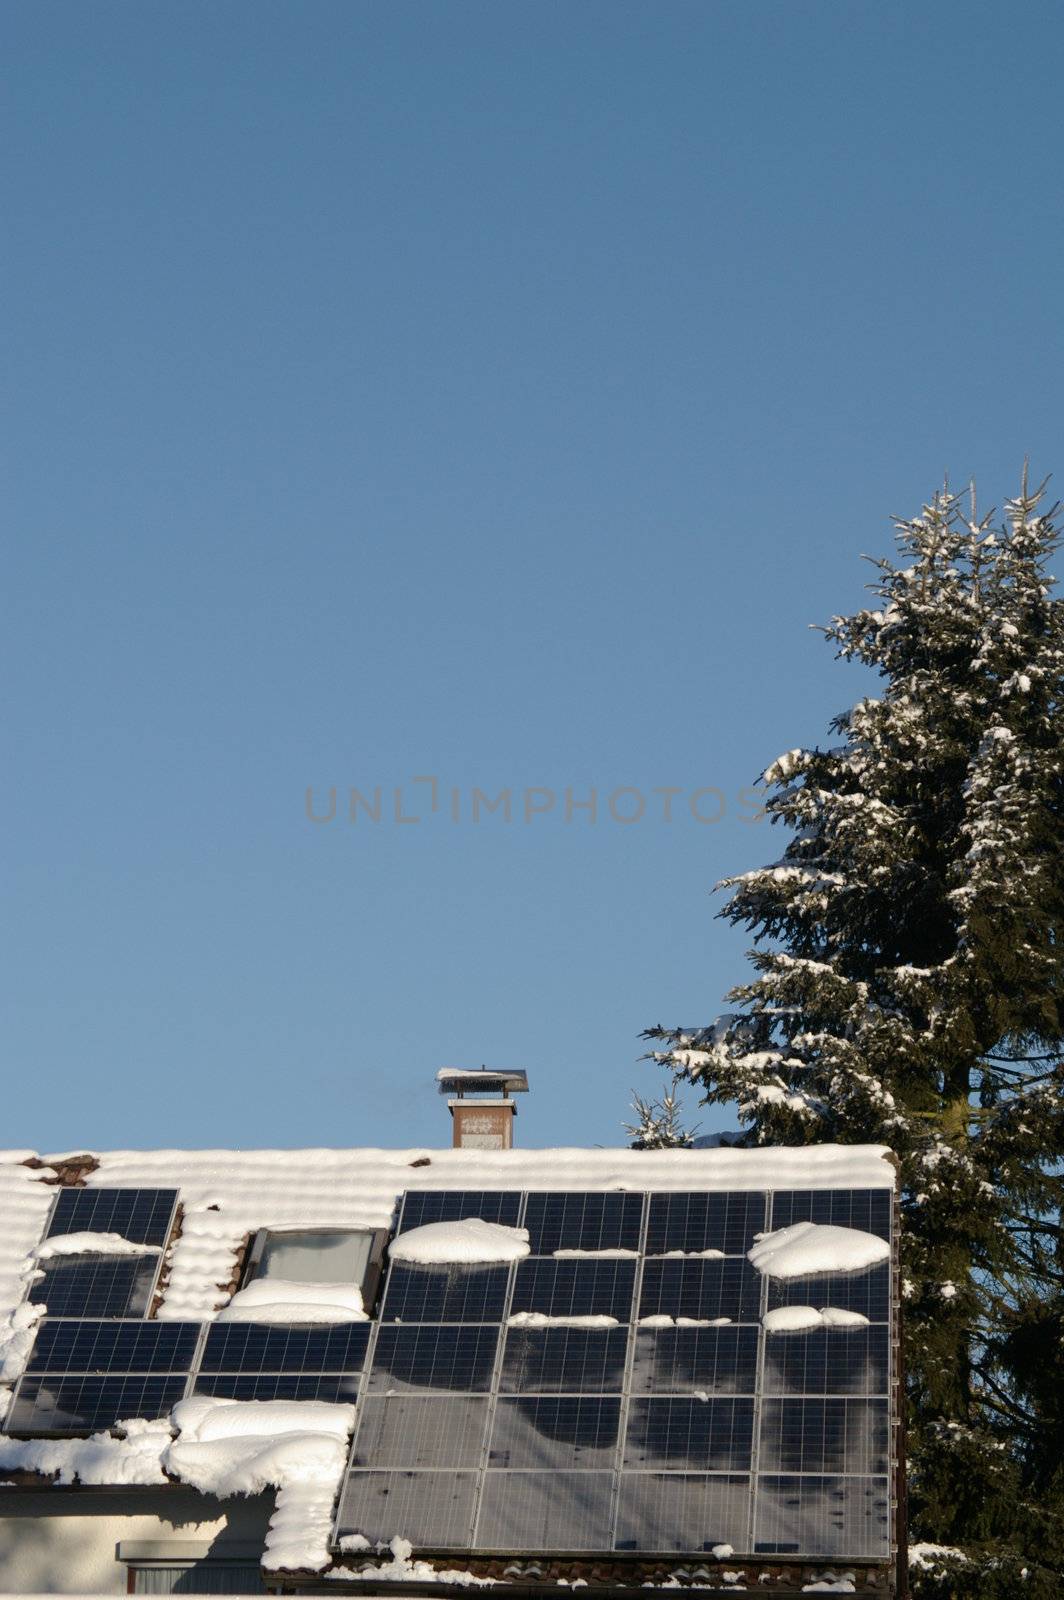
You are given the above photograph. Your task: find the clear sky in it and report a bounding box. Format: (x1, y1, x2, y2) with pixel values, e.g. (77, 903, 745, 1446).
(4, 1, 1063, 1153)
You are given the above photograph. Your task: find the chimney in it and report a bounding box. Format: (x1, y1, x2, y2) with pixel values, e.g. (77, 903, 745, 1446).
(437, 1067, 529, 1150)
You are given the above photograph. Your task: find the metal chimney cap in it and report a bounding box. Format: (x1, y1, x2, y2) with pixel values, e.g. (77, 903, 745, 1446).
(436, 1066, 529, 1097)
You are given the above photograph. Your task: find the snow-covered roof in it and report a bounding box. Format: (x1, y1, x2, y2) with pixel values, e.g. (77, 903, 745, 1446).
(0, 1143, 896, 1581)
(2, 1144, 895, 1326)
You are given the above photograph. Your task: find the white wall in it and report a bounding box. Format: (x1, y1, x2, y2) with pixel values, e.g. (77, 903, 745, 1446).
(0, 1489, 273, 1594)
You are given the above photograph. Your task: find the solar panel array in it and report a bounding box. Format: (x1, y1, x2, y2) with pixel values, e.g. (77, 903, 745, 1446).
(6, 1183, 894, 1565)
(334, 1188, 893, 1560)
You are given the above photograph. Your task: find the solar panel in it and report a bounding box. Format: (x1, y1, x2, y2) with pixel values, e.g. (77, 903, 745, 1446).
(753, 1475, 890, 1558)
(638, 1258, 761, 1323)
(489, 1397, 621, 1469)
(8, 1317, 201, 1436)
(522, 1193, 643, 1254)
(7, 1374, 188, 1434)
(762, 1324, 889, 1397)
(645, 1192, 768, 1256)
(382, 1264, 509, 1324)
(367, 1326, 499, 1394)
(199, 1321, 370, 1374)
(770, 1188, 892, 1241)
(45, 1188, 178, 1248)
(766, 1262, 890, 1322)
(500, 1326, 629, 1394)
(353, 1396, 490, 1468)
(623, 1398, 754, 1472)
(630, 1325, 759, 1396)
(614, 1473, 751, 1553)
(335, 1470, 479, 1548)
(26, 1319, 201, 1374)
(333, 1187, 895, 1562)
(475, 1470, 615, 1551)
(396, 1192, 522, 1233)
(758, 1398, 889, 1477)
(29, 1254, 163, 1319)
(510, 1259, 636, 1321)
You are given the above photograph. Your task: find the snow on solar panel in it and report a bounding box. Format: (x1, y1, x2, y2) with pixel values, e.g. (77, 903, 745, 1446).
(335, 1187, 895, 1560)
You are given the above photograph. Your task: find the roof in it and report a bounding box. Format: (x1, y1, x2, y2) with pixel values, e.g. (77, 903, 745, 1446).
(0, 1144, 898, 1589)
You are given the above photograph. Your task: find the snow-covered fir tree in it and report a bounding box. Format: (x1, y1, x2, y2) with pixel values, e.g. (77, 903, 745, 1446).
(625, 1079, 695, 1149)
(644, 476, 1064, 1598)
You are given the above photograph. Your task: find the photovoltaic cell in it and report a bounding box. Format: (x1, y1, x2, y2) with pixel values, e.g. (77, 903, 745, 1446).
(614, 1473, 751, 1553)
(45, 1188, 178, 1248)
(623, 1398, 754, 1472)
(200, 1322, 370, 1375)
(29, 1255, 161, 1319)
(354, 1396, 490, 1468)
(753, 1475, 890, 1559)
(511, 1259, 636, 1321)
(500, 1326, 629, 1394)
(396, 1192, 522, 1234)
(645, 1192, 768, 1257)
(522, 1193, 643, 1255)
(630, 1326, 759, 1396)
(336, 1470, 478, 1548)
(382, 1264, 509, 1324)
(7, 1374, 188, 1434)
(762, 1325, 889, 1397)
(26, 1319, 201, 1374)
(367, 1326, 499, 1394)
(475, 1471, 615, 1552)
(638, 1258, 761, 1324)
(489, 1397, 621, 1469)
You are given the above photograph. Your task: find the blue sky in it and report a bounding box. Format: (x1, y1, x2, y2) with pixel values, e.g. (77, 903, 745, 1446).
(4, 1, 1063, 1152)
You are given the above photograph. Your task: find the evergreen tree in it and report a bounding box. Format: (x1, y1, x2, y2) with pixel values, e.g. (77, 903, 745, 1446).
(625, 1079, 696, 1149)
(644, 476, 1064, 1597)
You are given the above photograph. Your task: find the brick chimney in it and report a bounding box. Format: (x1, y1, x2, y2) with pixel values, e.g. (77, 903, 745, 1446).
(437, 1067, 529, 1150)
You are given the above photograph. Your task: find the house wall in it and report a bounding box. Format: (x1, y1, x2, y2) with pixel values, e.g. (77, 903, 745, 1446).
(0, 1488, 273, 1594)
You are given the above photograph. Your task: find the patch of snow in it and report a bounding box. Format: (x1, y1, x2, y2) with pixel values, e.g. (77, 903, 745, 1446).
(637, 1316, 731, 1329)
(217, 1279, 367, 1325)
(167, 1397, 356, 1573)
(802, 1579, 855, 1594)
(340, 1535, 497, 1586)
(710, 1543, 733, 1559)
(0, 1157, 57, 1413)
(32, 1231, 159, 1260)
(552, 1248, 639, 1259)
(0, 1418, 172, 1485)
(389, 1219, 530, 1265)
(661, 1249, 725, 1259)
(909, 1542, 970, 1571)
(748, 1223, 890, 1279)
(763, 1307, 871, 1334)
(507, 1312, 618, 1329)
(0, 1302, 45, 1386)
